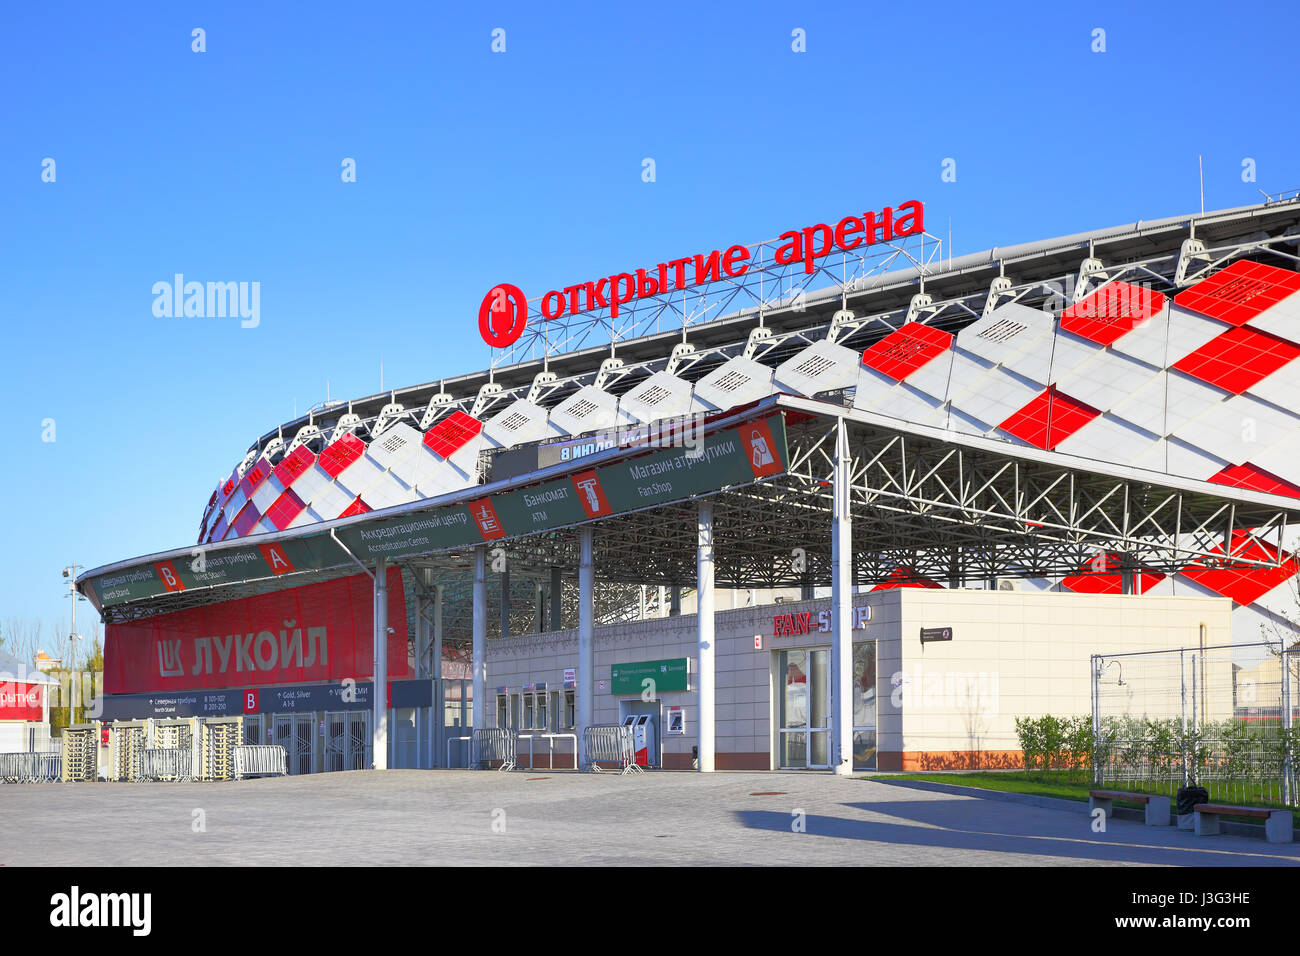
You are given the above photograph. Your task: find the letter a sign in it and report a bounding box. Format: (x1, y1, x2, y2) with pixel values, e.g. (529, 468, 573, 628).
(258, 542, 297, 575)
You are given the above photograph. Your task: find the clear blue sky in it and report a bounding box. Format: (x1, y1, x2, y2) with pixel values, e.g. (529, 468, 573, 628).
(2, 1, 1298, 639)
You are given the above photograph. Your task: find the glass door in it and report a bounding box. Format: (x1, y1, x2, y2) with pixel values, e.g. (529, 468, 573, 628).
(779, 648, 831, 769)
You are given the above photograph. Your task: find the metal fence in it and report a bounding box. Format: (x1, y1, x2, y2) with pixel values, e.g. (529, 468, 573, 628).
(140, 747, 194, 783)
(1091, 642, 1298, 807)
(234, 745, 288, 779)
(0, 751, 62, 783)
(582, 725, 642, 775)
(473, 728, 517, 771)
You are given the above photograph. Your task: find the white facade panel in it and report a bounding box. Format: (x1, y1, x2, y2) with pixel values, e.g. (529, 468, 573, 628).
(693, 356, 776, 411)
(771, 340, 861, 397)
(618, 371, 699, 423)
(549, 385, 622, 436)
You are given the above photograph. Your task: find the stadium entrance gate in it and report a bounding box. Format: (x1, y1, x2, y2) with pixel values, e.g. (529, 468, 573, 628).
(325, 711, 372, 771)
(274, 714, 318, 775)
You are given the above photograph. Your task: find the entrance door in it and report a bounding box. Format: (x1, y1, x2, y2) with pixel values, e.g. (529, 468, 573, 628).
(778, 649, 830, 769)
(273, 714, 316, 775)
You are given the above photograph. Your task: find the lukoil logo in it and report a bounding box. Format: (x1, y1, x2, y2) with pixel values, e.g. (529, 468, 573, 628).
(479, 283, 527, 348)
(50, 886, 151, 936)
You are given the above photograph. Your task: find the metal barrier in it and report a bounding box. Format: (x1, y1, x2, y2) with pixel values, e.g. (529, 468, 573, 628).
(583, 725, 643, 774)
(515, 733, 579, 770)
(198, 716, 243, 781)
(141, 748, 194, 783)
(0, 751, 62, 783)
(473, 728, 517, 771)
(234, 745, 288, 780)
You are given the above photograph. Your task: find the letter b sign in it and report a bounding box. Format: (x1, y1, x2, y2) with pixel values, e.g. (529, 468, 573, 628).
(243, 689, 259, 713)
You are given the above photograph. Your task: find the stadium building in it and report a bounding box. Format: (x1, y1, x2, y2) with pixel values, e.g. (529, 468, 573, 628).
(79, 197, 1300, 774)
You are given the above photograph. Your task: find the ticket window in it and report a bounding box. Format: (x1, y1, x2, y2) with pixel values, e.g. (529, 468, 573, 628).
(535, 692, 549, 731)
(523, 694, 535, 731)
(510, 694, 520, 730)
(496, 694, 508, 730)
(549, 692, 561, 732)
(564, 690, 576, 729)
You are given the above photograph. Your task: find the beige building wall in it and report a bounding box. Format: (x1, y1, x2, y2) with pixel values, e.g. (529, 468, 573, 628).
(485, 587, 1231, 772)
(886, 589, 1231, 770)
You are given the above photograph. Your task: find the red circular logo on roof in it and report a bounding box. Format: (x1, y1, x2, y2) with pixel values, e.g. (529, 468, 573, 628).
(479, 283, 527, 348)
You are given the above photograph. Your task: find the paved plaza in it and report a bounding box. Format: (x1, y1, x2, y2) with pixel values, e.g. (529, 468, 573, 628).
(3, 771, 1298, 866)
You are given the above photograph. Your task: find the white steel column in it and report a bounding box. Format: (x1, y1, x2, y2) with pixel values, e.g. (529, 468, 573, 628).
(697, 499, 715, 772)
(577, 527, 595, 768)
(432, 583, 444, 682)
(831, 416, 854, 776)
(473, 547, 487, 733)
(373, 556, 389, 770)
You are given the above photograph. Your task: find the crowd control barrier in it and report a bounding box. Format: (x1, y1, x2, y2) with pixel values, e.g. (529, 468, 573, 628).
(0, 751, 62, 783)
(141, 747, 194, 783)
(234, 745, 288, 780)
(473, 728, 517, 771)
(582, 725, 643, 775)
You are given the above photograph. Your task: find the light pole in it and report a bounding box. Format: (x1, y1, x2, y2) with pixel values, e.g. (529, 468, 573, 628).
(61, 564, 86, 725)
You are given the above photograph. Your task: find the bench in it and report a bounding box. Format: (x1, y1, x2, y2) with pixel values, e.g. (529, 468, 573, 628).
(1193, 804, 1293, 843)
(1089, 789, 1170, 827)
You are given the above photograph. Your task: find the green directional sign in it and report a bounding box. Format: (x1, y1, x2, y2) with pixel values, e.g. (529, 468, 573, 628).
(610, 658, 690, 695)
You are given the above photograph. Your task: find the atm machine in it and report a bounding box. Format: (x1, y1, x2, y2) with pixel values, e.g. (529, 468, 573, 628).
(622, 714, 656, 768)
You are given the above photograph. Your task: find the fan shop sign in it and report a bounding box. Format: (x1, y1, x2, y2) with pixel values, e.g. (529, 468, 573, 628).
(773, 605, 872, 636)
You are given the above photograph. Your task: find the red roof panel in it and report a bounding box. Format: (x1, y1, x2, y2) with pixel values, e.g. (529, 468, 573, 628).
(338, 496, 372, 519)
(1061, 282, 1166, 346)
(1180, 532, 1298, 605)
(273, 445, 315, 487)
(1170, 326, 1300, 394)
(1208, 462, 1300, 499)
(423, 410, 484, 458)
(859, 322, 954, 381)
(998, 386, 1101, 450)
(1061, 553, 1165, 594)
(870, 568, 945, 591)
(264, 490, 306, 530)
(317, 434, 366, 478)
(1174, 259, 1300, 326)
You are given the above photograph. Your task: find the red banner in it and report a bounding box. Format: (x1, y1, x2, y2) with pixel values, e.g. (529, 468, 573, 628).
(104, 569, 409, 694)
(0, 682, 44, 721)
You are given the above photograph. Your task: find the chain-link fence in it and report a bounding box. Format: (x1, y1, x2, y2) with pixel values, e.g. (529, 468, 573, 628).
(1091, 642, 1298, 807)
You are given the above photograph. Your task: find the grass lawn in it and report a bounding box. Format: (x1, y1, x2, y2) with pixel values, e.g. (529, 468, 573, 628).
(871, 771, 1300, 826)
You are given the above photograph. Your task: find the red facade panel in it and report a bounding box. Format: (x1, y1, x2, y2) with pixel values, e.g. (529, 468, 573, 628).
(317, 434, 366, 478)
(1061, 282, 1166, 346)
(273, 445, 316, 487)
(1174, 259, 1300, 326)
(1209, 462, 1300, 499)
(1171, 326, 1300, 394)
(423, 410, 484, 458)
(998, 387, 1101, 451)
(859, 322, 954, 381)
